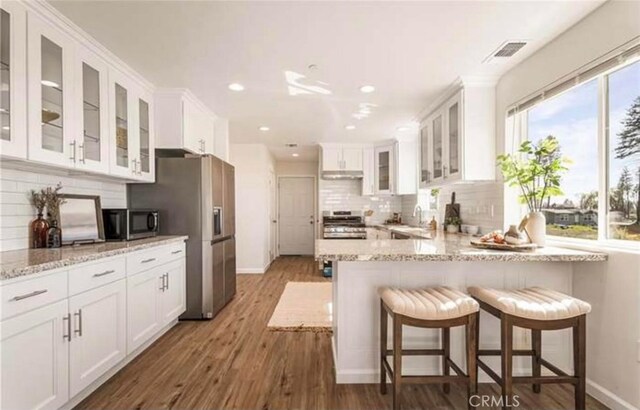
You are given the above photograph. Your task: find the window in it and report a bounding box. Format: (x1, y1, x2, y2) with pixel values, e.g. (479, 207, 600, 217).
(528, 79, 599, 240)
(519, 58, 640, 243)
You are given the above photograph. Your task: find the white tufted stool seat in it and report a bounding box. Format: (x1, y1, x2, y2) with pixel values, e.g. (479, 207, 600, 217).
(467, 286, 591, 320)
(379, 286, 479, 321)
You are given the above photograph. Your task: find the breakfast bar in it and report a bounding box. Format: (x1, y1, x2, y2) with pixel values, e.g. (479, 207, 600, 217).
(315, 234, 607, 384)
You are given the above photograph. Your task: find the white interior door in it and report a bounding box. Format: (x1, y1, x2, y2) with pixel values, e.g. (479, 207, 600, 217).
(278, 177, 315, 255)
(269, 170, 277, 261)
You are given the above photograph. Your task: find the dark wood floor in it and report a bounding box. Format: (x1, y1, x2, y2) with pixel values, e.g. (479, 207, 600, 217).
(76, 256, 608, 410)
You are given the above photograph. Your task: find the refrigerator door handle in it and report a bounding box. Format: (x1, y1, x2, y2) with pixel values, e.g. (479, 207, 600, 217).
(213, 207, 223, 237)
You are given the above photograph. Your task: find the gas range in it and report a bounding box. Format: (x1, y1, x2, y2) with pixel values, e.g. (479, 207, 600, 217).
(322, 211, 367, 240)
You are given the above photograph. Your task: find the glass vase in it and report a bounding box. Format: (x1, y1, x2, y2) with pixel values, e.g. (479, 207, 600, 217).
(30, 213, 50, 249)
(46, 219, 62, 248)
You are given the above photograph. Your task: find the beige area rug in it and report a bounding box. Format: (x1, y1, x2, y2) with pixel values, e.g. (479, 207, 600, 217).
(267, 282, 333, 333)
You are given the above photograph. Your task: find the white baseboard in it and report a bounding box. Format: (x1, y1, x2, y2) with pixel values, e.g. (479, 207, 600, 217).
(237, 268, 265, 274)
(587, 379, 639, 410)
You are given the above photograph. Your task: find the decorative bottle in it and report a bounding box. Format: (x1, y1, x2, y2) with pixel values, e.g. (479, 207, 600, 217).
(46, 219, 62, 248)
(30, 213, 50, 249)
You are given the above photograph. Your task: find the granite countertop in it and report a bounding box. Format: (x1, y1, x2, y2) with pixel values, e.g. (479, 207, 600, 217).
(315, 232, 607, 262)
(0, 235, 189, 281)
(369, 224, 433, 239)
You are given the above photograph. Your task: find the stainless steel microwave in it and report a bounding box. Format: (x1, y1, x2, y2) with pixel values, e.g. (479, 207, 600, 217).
(102, 209, 159, 241)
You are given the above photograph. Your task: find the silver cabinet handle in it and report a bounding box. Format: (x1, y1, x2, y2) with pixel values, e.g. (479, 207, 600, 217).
(171, 250, 182, 255)
(10, 289, 48, 301)
(63, 313, 71, 341)
(141, 258, 156, 264)
(74, 309, 83, 337)
(78, 143, 86, 164)
(69, 141, 77, 163)
(165, 273, 169, 291)
(93, 269, 115, 277)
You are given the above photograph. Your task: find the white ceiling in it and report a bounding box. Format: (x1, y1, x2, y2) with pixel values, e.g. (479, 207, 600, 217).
(51, 0, 604, 161)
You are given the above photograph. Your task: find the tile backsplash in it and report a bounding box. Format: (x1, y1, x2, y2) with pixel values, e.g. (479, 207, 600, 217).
(401, 182, 504, 234)
(319, 179, 402, 224)
(0, 166, 126, 251)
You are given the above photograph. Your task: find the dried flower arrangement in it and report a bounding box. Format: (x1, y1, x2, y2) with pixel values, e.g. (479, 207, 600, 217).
(42, 183, 66, 222)
(29, 190, 47, 215)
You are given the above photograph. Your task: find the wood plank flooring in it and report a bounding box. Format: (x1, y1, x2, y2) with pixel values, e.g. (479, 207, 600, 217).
(76, 256, 608, 410)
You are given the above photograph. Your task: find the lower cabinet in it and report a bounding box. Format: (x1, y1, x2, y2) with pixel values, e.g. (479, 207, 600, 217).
(1, 300, 70, 410)
(127, 257, 186, 353)
(69, 279, 126, 397)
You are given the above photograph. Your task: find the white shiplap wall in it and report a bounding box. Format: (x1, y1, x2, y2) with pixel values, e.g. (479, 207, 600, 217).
(319, 179, 402, 224)
(0, 166, 126, 251)
(401, 182, 504, 234)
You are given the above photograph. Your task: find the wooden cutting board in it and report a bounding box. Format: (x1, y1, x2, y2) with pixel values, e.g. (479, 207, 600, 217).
(444, 192, 460, 221)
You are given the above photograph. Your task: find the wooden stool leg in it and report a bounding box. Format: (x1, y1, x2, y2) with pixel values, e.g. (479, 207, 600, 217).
(380, 301, 388, 395)
(466, 312, 478, 409)
(501, 314, 513, 410)
(392, 317, 403, 410)
(574, 315, 587, 410)
(532, 329, 542, 393)
(442, 327, 450, 394)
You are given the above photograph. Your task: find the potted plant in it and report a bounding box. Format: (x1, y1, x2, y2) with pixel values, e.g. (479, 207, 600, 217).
(445, 216, 461, 233)
(497, 136, 571, 246)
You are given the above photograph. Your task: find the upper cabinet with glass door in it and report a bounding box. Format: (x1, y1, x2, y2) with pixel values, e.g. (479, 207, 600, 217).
(74, 46, 109, 174)
(27, 12, 76, 168)
(418, 86, 495, 188)
(0, 2, 27, 159)
(108, 68, 136, 178)
(134, 89, 155, 182)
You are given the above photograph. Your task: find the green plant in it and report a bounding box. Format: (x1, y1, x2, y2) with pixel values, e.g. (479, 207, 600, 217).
(497, 136, 571, 213)
(29, 190, 46, 215)
(430, 188, 440, 198)
(445, 216, 461, 226)
(42, 183, 66, 221)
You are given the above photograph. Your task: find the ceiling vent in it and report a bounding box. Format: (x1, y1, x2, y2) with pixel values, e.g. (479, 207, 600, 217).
(484, 40, 528, 63)
(285, 143, 298, 148)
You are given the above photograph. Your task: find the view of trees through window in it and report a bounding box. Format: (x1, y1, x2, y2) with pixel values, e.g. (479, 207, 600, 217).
(526, 60, 640, 242)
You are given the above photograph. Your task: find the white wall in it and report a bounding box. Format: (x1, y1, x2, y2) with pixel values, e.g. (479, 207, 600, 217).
(229, 143, 275, 274)
(275, 161, 318, 176)
(496, 2, 640, 408)
(0, 165, 126, 251)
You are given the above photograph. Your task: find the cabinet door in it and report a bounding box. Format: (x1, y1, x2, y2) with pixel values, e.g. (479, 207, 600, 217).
(127, 268, 161, 353)
(419, 123, 431, 188)
(445, 93, 462, 181)
(0, 2, 27, 159)
(361, 146, 375, 195)
(160, 258, 186, 325)
(27, 12, 76, 168)
(69, 280, 126, 397)
(75, 46, 109, 173)
(108, 69, 136, 178)
(135, 89, 155, 182)
(342, 146, 363, 171)
(321, 146, 342, 171)
(1, 299, 69, 410)
(375, 145, 394, 195)
(201, 113, 215, 155)
(430, 111, 444, 183)
(182, 97, 201, 154)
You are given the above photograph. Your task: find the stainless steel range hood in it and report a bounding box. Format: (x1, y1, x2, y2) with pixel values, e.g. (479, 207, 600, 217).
(321, 170, 364, 180)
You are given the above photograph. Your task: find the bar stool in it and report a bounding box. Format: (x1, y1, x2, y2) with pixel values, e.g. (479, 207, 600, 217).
(468, 286, 591, 410)
(379, 286, 480, 410)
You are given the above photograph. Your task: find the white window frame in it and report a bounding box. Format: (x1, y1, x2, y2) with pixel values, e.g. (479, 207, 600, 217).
(509, 56, 640, 251)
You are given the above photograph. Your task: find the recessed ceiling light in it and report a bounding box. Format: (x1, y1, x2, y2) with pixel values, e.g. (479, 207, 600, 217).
(41, 80, 60, 88)
(1, 126, 9, 130)
(228, 83, 245, 91)
(259, 126, 270, 131)
(359, 85, 375, 93)
(345, 125, 356, 130)
(292, 153, 299, 157)
(397, 126, 410, 132)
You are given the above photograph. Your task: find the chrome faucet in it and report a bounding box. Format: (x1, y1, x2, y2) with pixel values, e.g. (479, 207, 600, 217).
(413, 204, 424, 226)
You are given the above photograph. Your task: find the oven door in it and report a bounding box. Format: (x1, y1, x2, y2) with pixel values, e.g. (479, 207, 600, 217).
(128, 211, 159, 240)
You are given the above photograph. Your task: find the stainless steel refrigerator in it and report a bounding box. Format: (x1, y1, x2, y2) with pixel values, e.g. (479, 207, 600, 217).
(128, 155, 236, 319)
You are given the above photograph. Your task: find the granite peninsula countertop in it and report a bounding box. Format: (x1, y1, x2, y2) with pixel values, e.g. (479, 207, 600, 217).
(0, 235, 188, 281)
(315, 233, 607, 262)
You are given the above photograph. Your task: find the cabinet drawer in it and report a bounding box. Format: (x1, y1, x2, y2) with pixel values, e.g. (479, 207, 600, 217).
(165, 242, 186, 263)
(1, 271, 68, 320)
(68, 257, 126, 296)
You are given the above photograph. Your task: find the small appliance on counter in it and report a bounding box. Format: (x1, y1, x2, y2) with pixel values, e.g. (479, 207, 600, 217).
(102, 209, 159, 241)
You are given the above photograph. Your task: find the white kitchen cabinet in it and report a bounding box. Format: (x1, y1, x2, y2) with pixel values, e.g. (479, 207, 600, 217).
(133, 89, 155, 182)
(320, 144, 363, 172)
(1, 299, 70, 410)
(108, 68, 137, 178)
(419, 86, 495, 187)
(374, 145, 394, 195)
(0, 2, 27, 159)
(159, 258, 186, 326)
(155, 89, 215, 155)
(68, 279, 126, 397)
(126, 267, 162, 353)
(74, 45, 110, 174)
(394, 137, 418, 195)
(213, 117, 229, 160)
(26, 11, 76, 168)
(362, 146, 375, 195)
